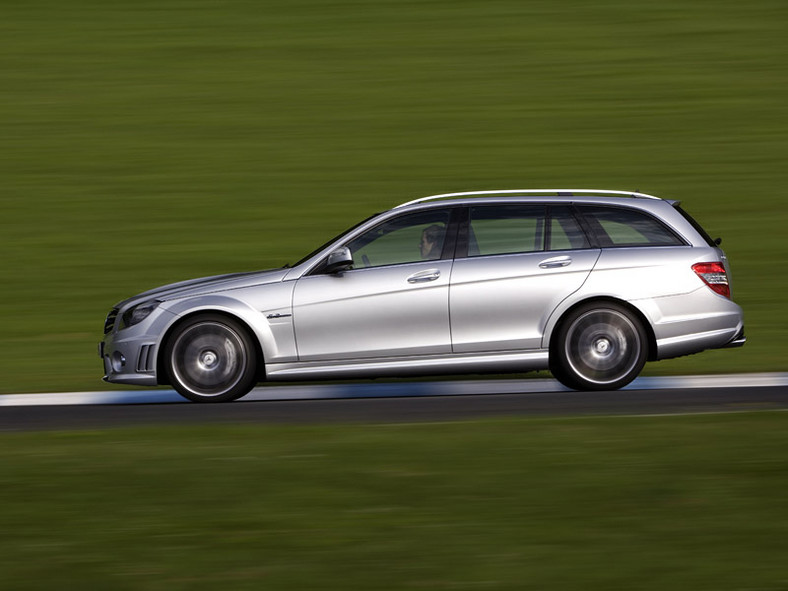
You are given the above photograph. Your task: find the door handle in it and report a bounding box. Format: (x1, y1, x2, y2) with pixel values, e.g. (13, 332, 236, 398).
(407, 269, 441, 283)
(539, 256, 572, 269)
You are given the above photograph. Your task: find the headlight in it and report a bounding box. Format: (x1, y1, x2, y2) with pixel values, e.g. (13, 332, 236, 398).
(121, 301, 160, 329)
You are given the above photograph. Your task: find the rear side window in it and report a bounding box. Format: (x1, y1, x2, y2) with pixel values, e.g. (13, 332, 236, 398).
(577, 206, 685, 247)
(548, 206, 590, 251)
(468, 205, 545, 256)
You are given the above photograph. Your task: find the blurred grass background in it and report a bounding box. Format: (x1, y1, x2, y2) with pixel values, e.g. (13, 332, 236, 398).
(2, 413, 788, 589)
(1, 0, 786, 393)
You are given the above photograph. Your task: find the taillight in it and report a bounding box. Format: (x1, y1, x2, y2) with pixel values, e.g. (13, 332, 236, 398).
(692, 262, 730, 298)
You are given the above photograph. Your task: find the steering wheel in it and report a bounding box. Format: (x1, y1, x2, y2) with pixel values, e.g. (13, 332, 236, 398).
(362, 254, 371, 268)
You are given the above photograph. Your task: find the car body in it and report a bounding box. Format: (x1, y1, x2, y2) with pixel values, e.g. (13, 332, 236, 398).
(100, 189, 745, 402)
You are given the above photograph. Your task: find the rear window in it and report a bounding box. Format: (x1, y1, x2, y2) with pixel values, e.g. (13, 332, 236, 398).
(577, 206, 685, 247)
(674, 205, 718, 247)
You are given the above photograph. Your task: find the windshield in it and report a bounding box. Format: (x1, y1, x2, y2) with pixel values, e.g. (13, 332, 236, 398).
(288, 212, 381, 268)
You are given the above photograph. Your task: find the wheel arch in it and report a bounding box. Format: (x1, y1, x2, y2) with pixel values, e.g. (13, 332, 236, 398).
(546, 296, 658, 362)
(156, 309, 266, 386)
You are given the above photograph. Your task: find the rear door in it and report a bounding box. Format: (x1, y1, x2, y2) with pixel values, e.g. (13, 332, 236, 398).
(449, 204, 600, 352)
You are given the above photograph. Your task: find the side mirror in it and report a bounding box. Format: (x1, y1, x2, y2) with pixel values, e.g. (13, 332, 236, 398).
(325, 247, 354, 274)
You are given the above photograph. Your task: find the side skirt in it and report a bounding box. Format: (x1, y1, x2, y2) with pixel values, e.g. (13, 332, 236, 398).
(265, 350, 550, 381)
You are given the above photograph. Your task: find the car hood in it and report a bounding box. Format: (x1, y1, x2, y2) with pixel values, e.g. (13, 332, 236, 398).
(115, 268, 289, 309)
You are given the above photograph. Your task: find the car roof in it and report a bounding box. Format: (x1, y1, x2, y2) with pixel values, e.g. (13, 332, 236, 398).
(393, 189, 670, 210)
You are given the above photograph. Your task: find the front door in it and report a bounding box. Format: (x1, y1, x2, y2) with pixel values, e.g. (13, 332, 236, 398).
(292, 208, 455, 361)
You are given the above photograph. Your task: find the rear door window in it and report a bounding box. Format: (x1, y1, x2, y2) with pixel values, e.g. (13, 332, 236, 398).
(548, 206, 590, 251)
(577, 205, 685, 247)
(468, 205, 546, 256)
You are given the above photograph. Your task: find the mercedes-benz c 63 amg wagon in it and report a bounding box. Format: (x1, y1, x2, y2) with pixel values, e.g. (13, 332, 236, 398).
(100, 190, 745, 402)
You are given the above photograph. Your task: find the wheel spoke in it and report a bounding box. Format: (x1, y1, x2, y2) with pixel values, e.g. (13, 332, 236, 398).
(170, 322, 248, 397)
(563, 308, 643, 387)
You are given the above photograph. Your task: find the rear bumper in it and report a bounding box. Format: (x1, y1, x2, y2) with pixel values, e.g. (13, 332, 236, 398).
(639, 288, 745, 360)
(721, 327, 746, 348)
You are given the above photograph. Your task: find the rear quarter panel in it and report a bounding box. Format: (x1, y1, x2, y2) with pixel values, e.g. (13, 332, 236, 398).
(541, 245, 743, 356)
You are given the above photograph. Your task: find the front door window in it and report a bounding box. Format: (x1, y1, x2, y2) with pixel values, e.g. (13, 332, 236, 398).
(346, 210, 452, 268)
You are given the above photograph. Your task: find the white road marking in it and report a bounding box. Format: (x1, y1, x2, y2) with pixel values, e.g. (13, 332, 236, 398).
(1, 373, 787, 407)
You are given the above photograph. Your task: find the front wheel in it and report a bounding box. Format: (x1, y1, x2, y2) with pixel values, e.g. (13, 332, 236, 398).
(164, 314, 258, 402)
(550, 302, 647, 391)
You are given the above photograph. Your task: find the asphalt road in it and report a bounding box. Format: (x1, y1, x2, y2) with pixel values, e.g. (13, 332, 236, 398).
(2, 376, 787, 431)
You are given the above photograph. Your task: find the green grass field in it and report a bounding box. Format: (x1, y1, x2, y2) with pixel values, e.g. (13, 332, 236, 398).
(1, 0, 786, 393)
(2, 412, 788, 589)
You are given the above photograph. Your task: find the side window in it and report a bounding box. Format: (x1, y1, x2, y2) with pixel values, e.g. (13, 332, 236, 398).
(468, 205, 546, 256)
(345, 210, 451, 268)
(577, 206, 685, 247)
(548, 206, 590, 251)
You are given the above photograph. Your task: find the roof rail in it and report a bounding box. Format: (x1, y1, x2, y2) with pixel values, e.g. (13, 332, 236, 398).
(394, 189, 662, 209)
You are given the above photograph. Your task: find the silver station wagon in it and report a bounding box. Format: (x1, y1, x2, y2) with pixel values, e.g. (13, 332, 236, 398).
(100, 190, 745, 402)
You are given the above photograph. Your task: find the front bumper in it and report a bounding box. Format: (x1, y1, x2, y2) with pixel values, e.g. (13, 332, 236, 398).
(100, 306, 177, 387)
(99, 337, 159, 386)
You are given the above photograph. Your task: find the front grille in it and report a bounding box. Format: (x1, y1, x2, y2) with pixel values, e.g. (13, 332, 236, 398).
(104, 309, 119, 334)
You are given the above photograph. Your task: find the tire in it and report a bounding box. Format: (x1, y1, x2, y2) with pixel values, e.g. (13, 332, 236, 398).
(164, 314, 258, 402)
(550, 302, 647, 391)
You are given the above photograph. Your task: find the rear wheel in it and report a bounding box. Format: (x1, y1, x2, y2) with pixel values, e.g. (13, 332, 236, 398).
(551, 302, 647, 391)
(165, 314, 258, 402)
